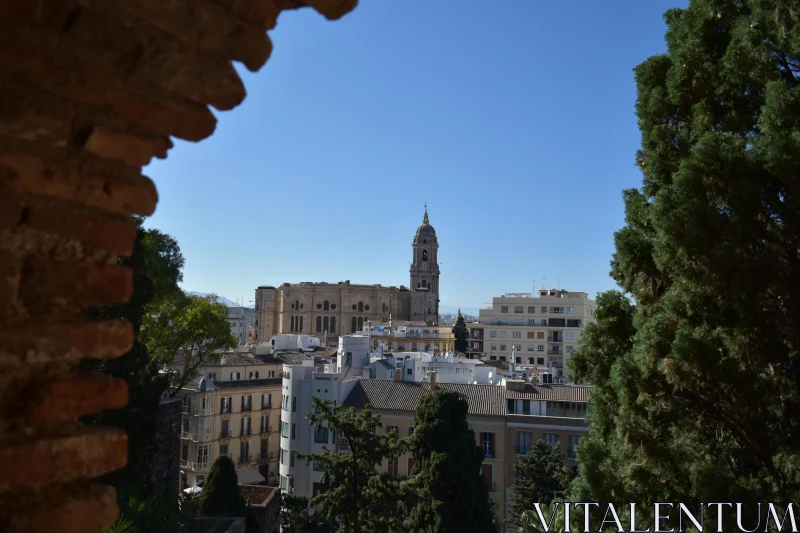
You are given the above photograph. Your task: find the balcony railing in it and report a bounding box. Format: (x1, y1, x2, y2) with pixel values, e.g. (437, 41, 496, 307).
(238, 455, 252, 466)
(338, 438, 349, 452)
(241, 428, 252, 437)
(181, 431, 193, 440)
(181, 405, 191, 414)
(262, 401, 272, 410)
(219, 430, 231, 439)
(547, 335, 564, 343)
(241, 403, 252, 412)
(181, 460, 209, 471)
(194, 405, 213, 416)
(260, 425, 272, 434)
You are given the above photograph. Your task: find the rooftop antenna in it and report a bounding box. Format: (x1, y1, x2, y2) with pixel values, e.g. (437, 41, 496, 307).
(558, 276, 561, 290)
(542, 277, 547, 293)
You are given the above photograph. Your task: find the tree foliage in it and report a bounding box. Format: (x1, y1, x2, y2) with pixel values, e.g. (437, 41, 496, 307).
(406, 389, 496, 533)
(197, 455, 260, 533)
(451, 309, 468, 354)
(143, 291, 236, 395)
(295, 398, 407, 533)
(569, 0, 800, 528)
(280, 493, 336, 533)
(509, 440, 574, 527)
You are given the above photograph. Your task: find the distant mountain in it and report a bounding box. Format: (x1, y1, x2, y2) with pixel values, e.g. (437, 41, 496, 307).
(187, 291, 251, 308)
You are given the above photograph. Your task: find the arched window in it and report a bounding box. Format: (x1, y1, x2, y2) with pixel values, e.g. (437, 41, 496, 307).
(422, 250, 428, 261)
(358, 301, 364, 312)
(358, 317, 363, 330)
(290, 316, 295, 332)
(323, 316, 329, 331)
(417, 282, 421, 288)
(295, 300, 299, 311)
(316, 316, 322, 333)
(330, 317, 336, 333)
(351, 317, 357, 333)
(421, 280, 427, 288)
(299, 316, 304, 332)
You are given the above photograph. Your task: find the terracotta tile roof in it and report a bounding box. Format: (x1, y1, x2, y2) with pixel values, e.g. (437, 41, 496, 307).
(239, 484, 276, 506)
(342, 380, 507, 417)
(505, 384, 592, 402)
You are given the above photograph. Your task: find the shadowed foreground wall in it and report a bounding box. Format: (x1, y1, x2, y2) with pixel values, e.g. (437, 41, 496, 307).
(0, 1, 357, 531)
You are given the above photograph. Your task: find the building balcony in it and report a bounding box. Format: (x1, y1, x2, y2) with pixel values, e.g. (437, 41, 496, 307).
(260, 425, 272, 434)
(180, 460, 209, 472)
(220, 407, 232, 415)
(181, 405, 191, 415)
(220, 430, 232, 439)
(238, 455, 252, 466)
(241, 428, 252, 437)
(262, 401, 272, 410)
(181, 431, 194, 440)
(241, 404, 253, 412)
(547, 335, 564, 343)
(470, 334, 484, 339)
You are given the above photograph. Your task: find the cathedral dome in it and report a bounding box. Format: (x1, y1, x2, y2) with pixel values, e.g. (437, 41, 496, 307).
(413, 209, 437, 245)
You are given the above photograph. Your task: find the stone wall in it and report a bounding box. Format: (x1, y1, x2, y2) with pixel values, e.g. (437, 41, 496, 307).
(0, 1, 357, 532)
(150, 397, 181, 501)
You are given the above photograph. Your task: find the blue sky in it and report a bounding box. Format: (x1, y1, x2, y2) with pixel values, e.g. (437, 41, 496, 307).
(144, 0, 686, 313)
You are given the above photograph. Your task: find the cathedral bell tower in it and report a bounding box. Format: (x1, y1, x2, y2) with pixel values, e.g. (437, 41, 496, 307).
(409, 205, 440, 324)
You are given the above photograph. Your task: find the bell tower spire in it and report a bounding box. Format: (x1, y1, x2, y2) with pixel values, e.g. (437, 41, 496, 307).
(410, 207, 440, 324)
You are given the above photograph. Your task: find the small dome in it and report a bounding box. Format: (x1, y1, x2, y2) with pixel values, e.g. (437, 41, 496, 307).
(413, 210, 437, 244)
(198, 377, 207, 392)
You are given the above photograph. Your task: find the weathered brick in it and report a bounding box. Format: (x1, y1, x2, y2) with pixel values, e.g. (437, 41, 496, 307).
(0, 35, 217, 142)
(0, 320, 134, 367)
(19, 260, 133, 306)
(28, 373, 129, 422)
(0, 152, 159, 216)
(0, 427, 128, 491)
(6, 484, 119, 533)
(84, 127, 172, 168)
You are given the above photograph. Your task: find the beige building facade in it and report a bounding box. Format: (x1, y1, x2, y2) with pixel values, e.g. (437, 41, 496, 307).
(363, 321, 456, 353)
(254, 210, 441, 344)
(177, 350, 325, 489)
(467, 289, 596, 376)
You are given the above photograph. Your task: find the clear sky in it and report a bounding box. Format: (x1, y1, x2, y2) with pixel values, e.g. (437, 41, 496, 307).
(144, 0, 686, 313)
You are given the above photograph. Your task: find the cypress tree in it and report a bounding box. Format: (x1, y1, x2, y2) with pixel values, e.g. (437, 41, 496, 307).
(198, 455, 247, 518)
(406, 389, 496, 533)
(451, 310, 468, 354)
(509, 440, 573, 527)
(568, 0, 800, 528)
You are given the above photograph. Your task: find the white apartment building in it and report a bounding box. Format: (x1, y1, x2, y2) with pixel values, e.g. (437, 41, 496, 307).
(467, 289, 596, 379)
(228, 308, 249, 345)
(363, 351, 501, 385)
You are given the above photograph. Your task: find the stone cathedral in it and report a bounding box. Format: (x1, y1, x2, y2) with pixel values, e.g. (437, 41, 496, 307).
(253, 209, 441, 343)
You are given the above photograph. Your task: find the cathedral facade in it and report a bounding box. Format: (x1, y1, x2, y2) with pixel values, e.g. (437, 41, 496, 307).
(253, 210, 441, 343)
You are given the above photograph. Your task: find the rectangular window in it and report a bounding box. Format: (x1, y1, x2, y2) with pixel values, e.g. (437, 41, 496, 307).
(292, 397, 297, 413)
(514, 306, 523, 313)
(314, 426, 329, 444)
(537, 357, 545, 365)
(500, 344, 507, 351)
(221, 397, 231, 413)
(260, 415, 268, 434)
(482, 432, 494, 458)
(220, 444, 228, 457)
(291, 451, 295, 467)
(313, 461, 324, 472)
(490, 344, 497, 350)
(281, 422, 289, 438)
(541, 319, 547, 326)
(490, 331, 497, 338)
(512, 331, 521, 338)
(540, 306, 547, 313)
(388, 457, 400, 477)
(568, 307, 575, 314)
(527, 319, 536, 326)
(408, 426, 415, 437)
(569, 435, 582, 459)
(407, 368, 413, 375)
(518, 431, 532, 455)
(263, 393, 272, 408)
(537, 345, 545, 352)
(292, 423, 296, 440)
(527, 306, 535, 313)
(499, 331, 507, 338)
(501, 306, 509, 313)
(280, 448, 287, 465)
(537, 332, 545, 339)
(566, 332, 574, 341)
(527, 345, 535, 351)
(543, 433, 558, 449)
(567, 345, 574, 353)
(527, 332, 535, 339)
(514, 344, 522, 350)
(387, 425, 399, 437)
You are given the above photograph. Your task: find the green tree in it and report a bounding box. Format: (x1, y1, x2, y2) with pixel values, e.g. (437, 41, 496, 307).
(569, 0, 800, 527)
(295, 398, 406, 533)
(280, 493, 336, 533)
(406, 389, 496, 533)
(451, 309, 468, 354)
(143, 291, 236, 395)
(509, 440, 573, 527)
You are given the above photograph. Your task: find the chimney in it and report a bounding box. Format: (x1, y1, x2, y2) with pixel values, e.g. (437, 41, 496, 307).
(429, 371, 437, 391)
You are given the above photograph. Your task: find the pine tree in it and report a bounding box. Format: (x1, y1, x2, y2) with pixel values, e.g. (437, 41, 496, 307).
(451, 309, 468, 354)
(198, 455, 247, 518)
(509, 440, 573, 527)
(406, 389, 496, 533)
(568, 0, 800, 528)
(295, 398, 406, 533)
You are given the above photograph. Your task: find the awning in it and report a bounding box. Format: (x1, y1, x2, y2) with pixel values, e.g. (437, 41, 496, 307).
(236, 466, 265, 484)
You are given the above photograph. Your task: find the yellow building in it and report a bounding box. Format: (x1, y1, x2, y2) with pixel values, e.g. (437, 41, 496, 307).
(341, 378, 590, 525)
(363, 320, 456, 353)
(177, 349, 332, 488)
